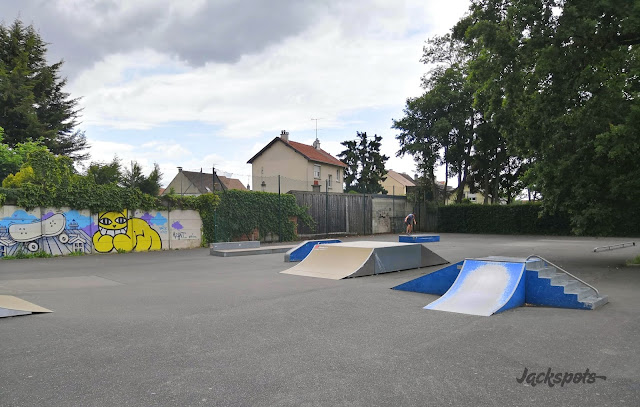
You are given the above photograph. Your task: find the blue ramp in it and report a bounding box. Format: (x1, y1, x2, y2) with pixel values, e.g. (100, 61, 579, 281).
(424, 259, 526, 316)
(393, 261, 464, 295)
(284, 239, 342, 262)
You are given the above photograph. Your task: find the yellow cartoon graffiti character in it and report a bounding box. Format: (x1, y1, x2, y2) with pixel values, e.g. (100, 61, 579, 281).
(92, 210, 162, 253)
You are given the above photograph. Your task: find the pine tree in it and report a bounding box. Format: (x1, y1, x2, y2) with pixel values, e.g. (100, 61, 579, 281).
(0, 20, 88, 160)
(338, 132, 388, 194)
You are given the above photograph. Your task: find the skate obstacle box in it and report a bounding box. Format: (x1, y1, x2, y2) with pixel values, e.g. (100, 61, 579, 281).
(284, 239, 342, 262)
(0, 295, 52, 318)
(393, 256, 608, 316)
(399, 234, 440, 243)
(281, 241, 448, 280)
(210, 241, 295, 257)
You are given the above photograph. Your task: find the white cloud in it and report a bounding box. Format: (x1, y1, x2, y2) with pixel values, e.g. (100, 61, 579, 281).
(66, 0, 470, 186)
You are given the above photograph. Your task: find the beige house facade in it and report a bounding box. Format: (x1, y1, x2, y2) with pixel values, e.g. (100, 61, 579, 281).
(380, 170, 416, 196)
(248, 131, 347, 193)
(445, 184, 486, 204)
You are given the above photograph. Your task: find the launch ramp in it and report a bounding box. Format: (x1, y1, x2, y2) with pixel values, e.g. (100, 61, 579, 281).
(424, 259, 526, 316)
(281, 241, 447, 280)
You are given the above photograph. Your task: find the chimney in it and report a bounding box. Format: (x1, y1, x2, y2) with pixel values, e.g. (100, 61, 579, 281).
(280, 130, 289, 143)
(313, 138, 321, 150)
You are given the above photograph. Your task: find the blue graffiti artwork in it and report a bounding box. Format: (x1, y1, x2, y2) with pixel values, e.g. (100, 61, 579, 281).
(63, 210, 92, 229)
(149, 213, 168, 226)
(0, 211, 92, 256)
(0, 210, 40, 228)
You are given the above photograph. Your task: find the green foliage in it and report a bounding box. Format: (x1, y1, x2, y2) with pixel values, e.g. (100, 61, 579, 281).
(0, 20, 88, 159)
(2, 166, 34, 187)
(68, 250, 85, 257)
(86, 157, 122, 185)
(450, 0, 640, 235)
(1, 249, 51, 260)
(437, 203, 572, 236)
(116, 248, 127, 254)
(212, 189, 313, 242)
(0, 131, 49, 181)
(338, 132, 389, 194)
(120, 161, 163, 196)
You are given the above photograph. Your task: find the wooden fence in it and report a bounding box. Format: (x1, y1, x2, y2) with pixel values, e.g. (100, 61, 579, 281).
(290, 191, 372, 235)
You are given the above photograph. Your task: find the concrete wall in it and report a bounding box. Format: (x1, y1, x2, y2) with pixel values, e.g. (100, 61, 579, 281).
(371, 195, 413, 234)
(0, 205, 202, 257)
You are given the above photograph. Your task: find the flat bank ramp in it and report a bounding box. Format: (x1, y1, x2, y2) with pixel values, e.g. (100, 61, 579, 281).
(424, 259, 526, 316)
(281, 241, 447, 280)
(0, 295, 52, 318)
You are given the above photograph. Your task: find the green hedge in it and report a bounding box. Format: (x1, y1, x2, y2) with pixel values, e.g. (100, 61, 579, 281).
(212, 189, 314, 242)
(437, 203, 572, 235)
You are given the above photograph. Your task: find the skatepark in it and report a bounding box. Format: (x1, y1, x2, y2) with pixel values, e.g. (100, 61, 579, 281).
(1, 233, 639, 406)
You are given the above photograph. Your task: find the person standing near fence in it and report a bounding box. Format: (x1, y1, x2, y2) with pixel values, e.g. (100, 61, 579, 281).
(404, 213, 416, 235)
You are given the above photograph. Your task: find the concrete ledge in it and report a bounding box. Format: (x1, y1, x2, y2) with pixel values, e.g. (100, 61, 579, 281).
(210, 245, 295, 257)
(210, 241, 260, 250)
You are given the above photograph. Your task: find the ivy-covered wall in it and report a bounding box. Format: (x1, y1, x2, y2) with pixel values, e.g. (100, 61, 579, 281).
(212, 189, 314, 243)
(0, 189, 314, 253)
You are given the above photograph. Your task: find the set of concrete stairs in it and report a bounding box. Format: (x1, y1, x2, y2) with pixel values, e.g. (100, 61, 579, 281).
(525, 260, 609, 310)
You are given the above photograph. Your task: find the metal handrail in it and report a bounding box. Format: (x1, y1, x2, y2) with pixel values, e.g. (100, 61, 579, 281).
(526, 254, 600, 297)
(593, 241, 635, 252)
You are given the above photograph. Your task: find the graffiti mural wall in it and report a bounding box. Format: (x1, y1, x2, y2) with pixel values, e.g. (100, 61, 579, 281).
(0, 206, 202, 257)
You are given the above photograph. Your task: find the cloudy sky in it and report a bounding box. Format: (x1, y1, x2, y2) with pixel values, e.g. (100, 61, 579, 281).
(1, 0, 471, 188)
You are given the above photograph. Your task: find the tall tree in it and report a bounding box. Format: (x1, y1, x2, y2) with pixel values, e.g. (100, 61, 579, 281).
(455, 0, 640, 234)
(0, 20, 88, 160)
(338, 132, 389, 194)
(394, 34, 479, 204)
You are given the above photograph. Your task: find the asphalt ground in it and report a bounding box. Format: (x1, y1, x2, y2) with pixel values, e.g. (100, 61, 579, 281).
(1, 233, 639, 407)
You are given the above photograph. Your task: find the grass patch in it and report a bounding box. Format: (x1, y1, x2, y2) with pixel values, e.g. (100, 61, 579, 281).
(1, 250, 52, 260)
(626, 254, 640, 266)
(68, 250, 86, 257)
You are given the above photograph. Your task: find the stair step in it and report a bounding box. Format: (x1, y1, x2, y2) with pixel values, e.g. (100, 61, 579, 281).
(536, 267, 559, 278)
(549, 273, 570, 284)
(525, 260, 545, 270)
(561, 280, 582, 291)
(580, 295, 609, 310)
(566, 286, 598, 301)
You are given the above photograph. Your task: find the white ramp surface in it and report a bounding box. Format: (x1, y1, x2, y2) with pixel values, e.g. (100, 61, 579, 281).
(0, 295, 52, 318)
(424, 260, 525, 316)
(281, 244, 374, 280)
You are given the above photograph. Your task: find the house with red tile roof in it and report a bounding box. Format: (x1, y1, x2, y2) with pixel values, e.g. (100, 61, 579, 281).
(247, 130, 347, 193)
